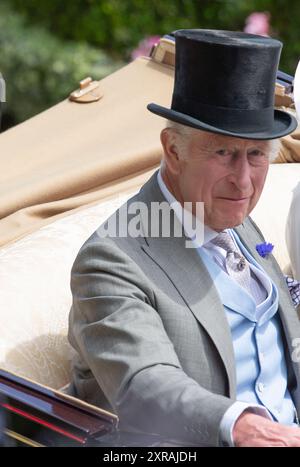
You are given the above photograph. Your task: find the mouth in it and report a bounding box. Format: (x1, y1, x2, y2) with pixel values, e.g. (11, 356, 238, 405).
(218, 197, 250, 202)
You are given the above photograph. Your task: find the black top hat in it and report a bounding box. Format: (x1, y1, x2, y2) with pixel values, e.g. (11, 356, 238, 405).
(148, 29, 297, 139)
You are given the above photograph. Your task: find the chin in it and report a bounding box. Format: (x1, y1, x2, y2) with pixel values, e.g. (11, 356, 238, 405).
(206, 206, 250, 230)
(212, 215, 247, 231)
(228, 209, 249, 225)
(229, 215, 247, 227)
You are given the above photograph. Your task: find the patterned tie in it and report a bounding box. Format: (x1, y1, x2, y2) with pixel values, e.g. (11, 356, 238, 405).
(211, 230, 252, 295)
(285, 276, 300, 307)
(211, 232, 300, 307)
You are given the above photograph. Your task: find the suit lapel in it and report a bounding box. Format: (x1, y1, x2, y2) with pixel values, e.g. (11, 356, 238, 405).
(138, 173, 236, 396)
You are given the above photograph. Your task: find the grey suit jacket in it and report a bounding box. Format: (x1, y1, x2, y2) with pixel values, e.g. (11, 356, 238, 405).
(68, 171, 300, 446)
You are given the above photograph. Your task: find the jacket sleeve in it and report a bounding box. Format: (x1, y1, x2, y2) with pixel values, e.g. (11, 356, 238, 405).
(68, 236, 235, 446)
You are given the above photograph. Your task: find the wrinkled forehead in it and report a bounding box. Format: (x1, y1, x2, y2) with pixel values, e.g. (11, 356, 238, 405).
(191, 130, 274, 149)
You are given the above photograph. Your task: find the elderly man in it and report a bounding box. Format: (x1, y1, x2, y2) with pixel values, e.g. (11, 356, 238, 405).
(68, 30, 300, 446)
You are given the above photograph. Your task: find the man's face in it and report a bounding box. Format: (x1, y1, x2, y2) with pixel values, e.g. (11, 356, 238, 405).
(163, 129, 272, 231)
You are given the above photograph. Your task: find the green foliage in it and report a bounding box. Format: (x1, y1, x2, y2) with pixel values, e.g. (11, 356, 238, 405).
(5, 0, 300, 73)
(2, 0, 244, 58)
(0, 5, 120, 128)
(1, 0, 300, 128)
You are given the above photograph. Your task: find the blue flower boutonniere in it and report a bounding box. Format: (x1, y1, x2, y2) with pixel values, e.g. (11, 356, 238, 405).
(256, 242, 274, 258)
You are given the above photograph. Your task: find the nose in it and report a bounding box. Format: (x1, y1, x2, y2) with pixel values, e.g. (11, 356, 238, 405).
(227, 153, 252, 192)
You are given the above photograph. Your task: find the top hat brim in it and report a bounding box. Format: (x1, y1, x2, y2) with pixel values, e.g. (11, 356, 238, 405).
(147, 103, 298, 140)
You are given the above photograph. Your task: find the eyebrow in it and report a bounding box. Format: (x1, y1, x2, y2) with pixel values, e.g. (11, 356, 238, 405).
(206, 140, 272, 149)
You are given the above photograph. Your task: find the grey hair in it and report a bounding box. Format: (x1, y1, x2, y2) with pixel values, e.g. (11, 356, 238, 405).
(268, 139, 281, 162)
(160, 121, 198, 169)
(161, 119, 280, 164)
(164, 120, 198, 150)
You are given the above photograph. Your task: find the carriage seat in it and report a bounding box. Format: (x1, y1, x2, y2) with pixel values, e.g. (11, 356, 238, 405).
(0, 163, 300, 391)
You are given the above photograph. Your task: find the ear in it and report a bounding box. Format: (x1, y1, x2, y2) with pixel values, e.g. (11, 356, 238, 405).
(160, 128, 182, 175)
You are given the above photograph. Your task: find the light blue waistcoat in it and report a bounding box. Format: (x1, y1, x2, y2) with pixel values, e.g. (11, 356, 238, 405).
(198, 230, 295, 425)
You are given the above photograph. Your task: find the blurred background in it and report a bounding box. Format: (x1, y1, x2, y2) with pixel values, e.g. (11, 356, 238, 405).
(0, 0, 299, 131)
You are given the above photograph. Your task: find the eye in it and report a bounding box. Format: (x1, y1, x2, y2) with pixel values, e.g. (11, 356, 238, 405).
(215, 149, 231, 156)
(247, 148, 264, 157)
(247, 147, 269, 165)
